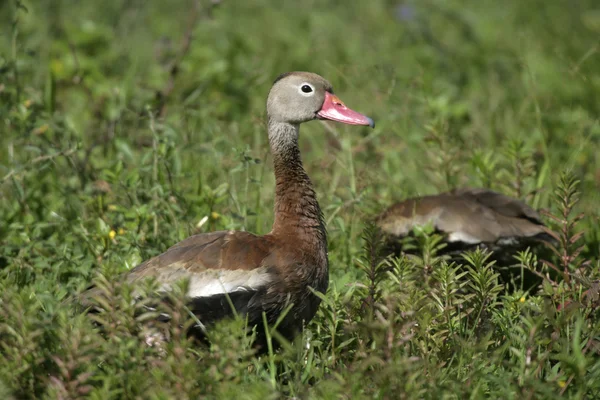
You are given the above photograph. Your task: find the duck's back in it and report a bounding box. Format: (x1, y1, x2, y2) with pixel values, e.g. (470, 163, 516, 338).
(376, 188, 552, 255)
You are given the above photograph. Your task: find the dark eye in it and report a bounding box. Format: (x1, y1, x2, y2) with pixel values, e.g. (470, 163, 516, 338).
(301, 85, 313, 93)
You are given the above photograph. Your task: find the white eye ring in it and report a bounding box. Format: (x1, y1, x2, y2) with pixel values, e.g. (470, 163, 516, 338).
(298, 82, 315, 97)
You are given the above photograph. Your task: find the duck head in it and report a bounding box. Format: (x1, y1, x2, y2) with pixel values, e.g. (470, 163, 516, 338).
(267, 71, 375, 128)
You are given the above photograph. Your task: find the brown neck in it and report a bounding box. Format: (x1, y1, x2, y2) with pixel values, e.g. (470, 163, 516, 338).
(268, 120, 326, 248)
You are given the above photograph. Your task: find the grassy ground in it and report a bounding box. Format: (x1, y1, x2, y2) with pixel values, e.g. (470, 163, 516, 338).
(1, 0, 600, 398)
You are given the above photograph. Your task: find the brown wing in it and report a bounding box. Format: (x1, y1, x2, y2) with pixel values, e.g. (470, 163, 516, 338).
(376, 194, 451, 237)
(80, 230, 278, 306)
(451, 188, 543, 224)
(434, 197, 544, 243)
(377, 189, 548, 243)
(125, 230, 277, 286)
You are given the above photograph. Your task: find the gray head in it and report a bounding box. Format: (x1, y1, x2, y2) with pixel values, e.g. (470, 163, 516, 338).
(266, 71, 374, 128)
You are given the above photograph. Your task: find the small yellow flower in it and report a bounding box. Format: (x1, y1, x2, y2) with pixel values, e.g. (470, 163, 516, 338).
(118, 228, 125, 235)
(109, 230, 116, 240)
(519, 297, 526, 303)
(211, 212, 220, 219)
(557, 380, 566, 388)
(108, 205, 118, 211)
(50, 59, 64, 76)
(23, 99, 32, 108)
(33, 124, 49, 135)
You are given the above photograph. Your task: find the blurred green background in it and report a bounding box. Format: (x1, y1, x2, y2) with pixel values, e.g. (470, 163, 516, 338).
(3, 0, 600, 268)
(1, 0, 600, 398)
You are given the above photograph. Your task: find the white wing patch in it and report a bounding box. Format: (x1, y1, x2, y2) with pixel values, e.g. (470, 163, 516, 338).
(447, 231, 482, 244)
(146, 263, 273, 299)
(497, 237, 519, 246)
(186, 269, 273, 298)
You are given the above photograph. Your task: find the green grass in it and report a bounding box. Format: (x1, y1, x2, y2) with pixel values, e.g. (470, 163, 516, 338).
(1, 0, 600, 398)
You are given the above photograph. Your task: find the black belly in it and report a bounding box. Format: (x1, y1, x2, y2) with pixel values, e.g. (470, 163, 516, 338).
(182, 285, 324, 352)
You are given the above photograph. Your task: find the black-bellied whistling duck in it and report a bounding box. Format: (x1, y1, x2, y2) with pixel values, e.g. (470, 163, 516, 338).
(376, 188, 555, 267)
(82, 72, 374, 349)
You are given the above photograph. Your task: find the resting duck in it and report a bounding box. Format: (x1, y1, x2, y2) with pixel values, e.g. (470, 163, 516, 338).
(376, 188, 555, 266)
(82, 72, 374, 349)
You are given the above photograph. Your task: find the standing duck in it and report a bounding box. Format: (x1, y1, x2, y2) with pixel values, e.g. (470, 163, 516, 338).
(376, 188, 555, 266)
(82, 72, 374, 349)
